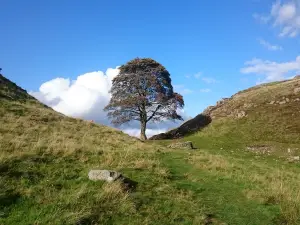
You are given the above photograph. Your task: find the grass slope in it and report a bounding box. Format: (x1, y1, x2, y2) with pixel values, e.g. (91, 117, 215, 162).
(1, 74, 300, 224)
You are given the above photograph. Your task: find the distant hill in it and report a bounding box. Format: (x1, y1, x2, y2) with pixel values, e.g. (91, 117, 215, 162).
(151, 76, 300, 146)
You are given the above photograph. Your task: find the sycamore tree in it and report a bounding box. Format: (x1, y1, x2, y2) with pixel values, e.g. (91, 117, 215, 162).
(104, 58, 184, 140)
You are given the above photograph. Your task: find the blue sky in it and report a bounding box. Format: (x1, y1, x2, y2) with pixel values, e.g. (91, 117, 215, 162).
(1, 0, 300, 135)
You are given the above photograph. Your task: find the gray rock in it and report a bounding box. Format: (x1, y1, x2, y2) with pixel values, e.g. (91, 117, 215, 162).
(294, 87, 300, 94)
(237, 111, 246, 118)
(88, 170, 122, 182)
(168, 141, 194, 150)
(288, 156, 300, 162)
(279, 100, 286, 105)
(269, 101, 275, 105)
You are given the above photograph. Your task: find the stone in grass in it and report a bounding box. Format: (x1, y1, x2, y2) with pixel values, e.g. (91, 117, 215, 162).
(88, 170, 122, 182)
(168, 141, 194, 150)
(288, 156, 300, 163)
(88, 170, 138, 190)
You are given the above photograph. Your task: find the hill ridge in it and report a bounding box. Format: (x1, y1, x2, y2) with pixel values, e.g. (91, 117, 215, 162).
(151, 76, 300, 141)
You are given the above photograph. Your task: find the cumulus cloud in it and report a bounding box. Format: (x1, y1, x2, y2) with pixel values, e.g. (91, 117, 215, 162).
(201, 77, 217, 84)
(173, 84, 194, 95)
(240, 56, 300, 82)
(253, 13, 271, 24)
(199, 88, 211, 93)
(186, 72, 218, 84)
(30, 67, 187, 138)
(254, 0, 300, 37)
(257, 38, 283, 51)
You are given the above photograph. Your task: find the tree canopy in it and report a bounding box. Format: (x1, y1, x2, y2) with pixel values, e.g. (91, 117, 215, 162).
(105, 58, 184, 140)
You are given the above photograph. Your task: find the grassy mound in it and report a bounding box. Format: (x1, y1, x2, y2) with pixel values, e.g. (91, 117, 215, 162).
(1, 74, 300, 224)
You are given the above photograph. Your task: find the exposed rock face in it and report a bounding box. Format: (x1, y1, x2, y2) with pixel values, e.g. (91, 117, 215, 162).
(88, 170, 122, 182)
(168, 141, 194, 149)
(150, 114, 211, 140)
(288, 156, 300, 163)
(237, 111, 246, 118)
(294, 87, 300, 94)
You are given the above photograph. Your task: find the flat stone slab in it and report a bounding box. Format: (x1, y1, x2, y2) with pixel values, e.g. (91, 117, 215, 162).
(88, 170, 122, 182)
(168, 141, 194, 150)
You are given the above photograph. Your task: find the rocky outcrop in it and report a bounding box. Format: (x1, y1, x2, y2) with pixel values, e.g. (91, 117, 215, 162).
(294, 87, 300, 94)
(237, 111, 246, 118)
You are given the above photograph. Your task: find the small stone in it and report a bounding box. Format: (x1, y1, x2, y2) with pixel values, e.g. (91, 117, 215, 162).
(288, 156, 300, 162)
(279, 100, 286, 105)
(237, 111, 246, 118)
(293, 156, 300, 161)
(286, 98, 290, 102)
(168, 141, 194, 150)
(88, 170, 122, 182)
(294, 87, 300, 94)
(269, 101, 275, 105)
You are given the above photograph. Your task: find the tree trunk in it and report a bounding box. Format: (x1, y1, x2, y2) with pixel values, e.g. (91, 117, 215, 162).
(140, 121, 147, 141)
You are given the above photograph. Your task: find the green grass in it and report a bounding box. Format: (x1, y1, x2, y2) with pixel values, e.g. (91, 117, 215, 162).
(1, 75, 300, 224)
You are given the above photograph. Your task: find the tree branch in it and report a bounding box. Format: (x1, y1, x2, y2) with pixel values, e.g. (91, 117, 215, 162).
(146, 105, 161, 123)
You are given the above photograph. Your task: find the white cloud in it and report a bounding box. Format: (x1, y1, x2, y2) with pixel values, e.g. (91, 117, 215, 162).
(30, 67, 187, 138)
(202, 77, 217, 84)
(254, 0, 300, 37)
(257, 38, 283, 51)
(253, 13, 271, 24)
(194, 72, 202, 79)
(199, 88, 211, 93)
(240, 56, 300, 82)
(173, 84, 194, 95)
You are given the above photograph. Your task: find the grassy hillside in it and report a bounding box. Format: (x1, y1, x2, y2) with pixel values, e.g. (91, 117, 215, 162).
(1, 74, 300, 224)
(185, 77, 300, 157)
(152, 77, 300, 155)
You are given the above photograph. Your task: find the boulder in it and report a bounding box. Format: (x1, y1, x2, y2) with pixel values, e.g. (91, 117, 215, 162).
(237, 111, 246, 118)
(279, 100, 286, 105)
(88, 170, 138, 191)
(294, 87, 300, 94)
(88, 170, 122, 182)
(288, 156, 300, 163)
(269, 101, 275, 105)
(168, 141, 194, 150)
